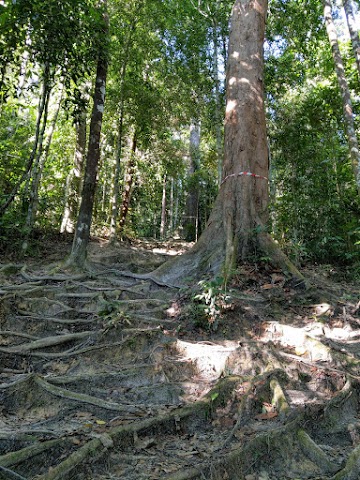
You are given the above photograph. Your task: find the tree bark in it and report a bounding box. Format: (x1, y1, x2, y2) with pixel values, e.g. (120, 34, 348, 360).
(66, 33, 108, 268)
(342, 0, 360, 79)
(118, 133, 137, 237)
(151, 0, 304, 286)
(323, 0, 360, 195)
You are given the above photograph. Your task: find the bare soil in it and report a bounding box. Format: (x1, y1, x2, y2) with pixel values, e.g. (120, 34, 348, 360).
(0, 236, 360, 480)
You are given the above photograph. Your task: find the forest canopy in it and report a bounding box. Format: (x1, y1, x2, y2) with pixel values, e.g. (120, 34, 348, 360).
(0, 0, 359, 271)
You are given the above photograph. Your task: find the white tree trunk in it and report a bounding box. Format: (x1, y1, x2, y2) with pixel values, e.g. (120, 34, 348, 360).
(342, 0, 360, 78)
(323, 0, 360, 194)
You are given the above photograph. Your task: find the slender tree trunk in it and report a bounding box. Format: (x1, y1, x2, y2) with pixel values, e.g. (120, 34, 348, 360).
(16, 49, 29, 98)
(323, 0, 360, 194)
(109, 15, 139, 242)
(160, 175, 167, 239)
(169, 177, 174, 235)
(0, 65, 52, 217)
(174, 179, 180, 235)
(66, 37, 108, 267)
(109, 109, 125, 240)
(152, 0, 303, 286)
(183, 121, 201, 241)
(60, 107, 87, 233)
(25, 85, 63, 234)
(342, 0, 360, 78)
(118, 134, 137, 237)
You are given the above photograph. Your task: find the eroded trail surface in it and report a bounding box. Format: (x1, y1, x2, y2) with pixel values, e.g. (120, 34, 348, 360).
(1, 239, 360, 480)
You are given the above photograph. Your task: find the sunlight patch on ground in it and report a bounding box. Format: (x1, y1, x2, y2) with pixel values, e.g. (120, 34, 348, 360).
(262, 317, 360, 361)
(152, 247, 183, 256)
(263, 322, 332, 361)
(175, 340, 239, 381)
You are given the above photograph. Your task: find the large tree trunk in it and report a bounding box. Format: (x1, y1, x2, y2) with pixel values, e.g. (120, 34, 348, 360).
(323, 0, 360, 194)
(66, 39, 108, 268)
(151, 0, 303, 287)
(342, 0, 360, 79)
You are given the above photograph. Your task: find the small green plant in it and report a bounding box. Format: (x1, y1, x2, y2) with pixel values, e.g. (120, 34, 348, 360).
(193, 276, 232, 328)
(98, 299, 132, 332)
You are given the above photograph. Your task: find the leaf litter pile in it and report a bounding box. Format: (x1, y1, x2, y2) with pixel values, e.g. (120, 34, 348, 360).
(1, 238, 360, 479)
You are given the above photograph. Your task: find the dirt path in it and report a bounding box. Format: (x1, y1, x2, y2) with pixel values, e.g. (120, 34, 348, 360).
(1, 239, 360, 479)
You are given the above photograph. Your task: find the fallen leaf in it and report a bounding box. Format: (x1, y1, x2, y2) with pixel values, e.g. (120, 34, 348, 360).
(255, 411, 278, 420)
(176, 450, 199, 457)
(95, 419, 106, 425)
(262, 402, 274, 412)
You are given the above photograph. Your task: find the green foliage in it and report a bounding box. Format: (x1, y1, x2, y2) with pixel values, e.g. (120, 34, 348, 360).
(1, 0, 360, 273)
(266, 22, 360, 265)
(98, 299, 131, 332)
(193, 276, 232, 329)
(0, 100, 35, 203)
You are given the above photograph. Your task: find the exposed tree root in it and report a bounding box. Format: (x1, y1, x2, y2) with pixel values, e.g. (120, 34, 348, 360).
(163, 419, 340, 480)
(36, 436, 104, 480)
(32, 376, 241, 480)
(1, 239, 360, 479)
(34, 375, 147, 413)
(0, 331, 39, 341)
(0, 465, 28, 480)
(20, 271, 87, 282)
(15, 313, 97, 325)
(2, 331, 95, 353)
(331, 443, 360, 479)
(0, 439, 69, 469)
